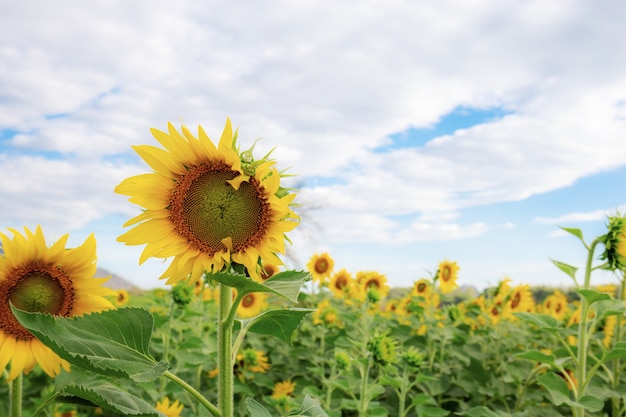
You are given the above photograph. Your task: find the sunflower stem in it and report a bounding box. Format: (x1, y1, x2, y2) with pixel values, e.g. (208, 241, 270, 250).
(164, 370, 221, 417)
(218, 283, 234, 417)
(9, 373, 22, 417)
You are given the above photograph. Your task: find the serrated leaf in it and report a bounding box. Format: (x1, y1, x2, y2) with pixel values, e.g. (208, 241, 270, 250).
(576, 289, 611, 305)
(210, 270, 310, 303)
(537, 372, 571, 406)
(550, 259, 578, 281)
(246, 397, 273, 417)
(515, 350, 556, 366)
(12, 306, 166, 381)
(244, 308, 314, 345)
(513, 312, 560, 332)
(55, 368, 162, 416)
(287, 395, 330, 417)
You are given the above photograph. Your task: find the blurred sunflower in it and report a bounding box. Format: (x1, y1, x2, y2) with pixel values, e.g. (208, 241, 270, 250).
(115, 119, 298, 284)
(507, 284, 535, 314)
(312, 299, 341, 327)
(236, 349, 270, 377)
(115, 288, 130, 306)
(328, 268, 352, 298)
(357, 271, 390, 299)
(237, 291, 268, 318)
(0, 226, 114, 381)
(411, 278, 432, 298)
(155, 397, 184, 417)
(307, 253, 334, 285)
(271, 380, 296, 399)
(542, 290, 569, 321)
(258, 261, 280, 282)
(436, 260, 459, 294)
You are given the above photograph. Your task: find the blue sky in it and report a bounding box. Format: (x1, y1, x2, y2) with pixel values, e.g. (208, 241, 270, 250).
(1, 1, 625, 290)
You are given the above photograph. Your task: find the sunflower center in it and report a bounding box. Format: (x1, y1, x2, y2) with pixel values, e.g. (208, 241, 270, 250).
(170, 162, 271, 255)
(510, 292, 521, 309)
(0, 263, 74, 340)
(335, 276, 348, 289)
(417, 283, 427, 293)
(314, 259, 329, 274)
(441, 266, 451, 282)
(241, 293, 256, 308)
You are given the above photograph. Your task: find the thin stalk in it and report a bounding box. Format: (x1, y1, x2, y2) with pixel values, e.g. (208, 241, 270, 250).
(575, 238, 601, 417)
(358, 356, 372, 417)
(160, 300, 176, 391)
(218, 283, 234, 417)
(9, 374, 22, 417)
(164, 371, 221, 417)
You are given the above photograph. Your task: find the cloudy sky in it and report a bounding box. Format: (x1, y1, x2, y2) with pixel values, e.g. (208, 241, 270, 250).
(1, 0, 625, 290)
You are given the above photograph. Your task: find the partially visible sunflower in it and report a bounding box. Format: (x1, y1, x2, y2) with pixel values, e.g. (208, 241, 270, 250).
(357, 271, 390, 299)
(235, 349, 271, 378)
(307, 253, 334, 285)
(258, 261, 280, 282)
(236, 291, 268, 318)
(0, 226, 115, 381)
(115, 119, 298, 285)
(155, 397, 184, 417)
(506, 284, 535, 316)
(542, 290, 569, 321)
(271, 380, 296, 399)
(436, 260, 459, 294)
(312, 299, 341, 327)
(115, 288, 130, 306)
(328, 268, 352, 298)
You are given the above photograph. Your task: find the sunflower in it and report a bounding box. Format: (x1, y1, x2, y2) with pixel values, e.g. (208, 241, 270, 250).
(271, 380, 296, 399)
(258, 261, 280, 282)
(357, 271, 390, 299)
(155, 397, 184, 417)
(436, 260, 459, 294)
(236, 349, 270, 376)
(411, 278, 432, 298)
(507, 284, 535, 315)
(0, 226, 114, 381)
(115, 119, 298, 284)
(307, 253, 334, 285)
(115, 288, 130, 306)
(236, 291, 268, 318)
(328, 268, 352, 298)
(542, 290, 569, 321)
(312, 299, 341, 327)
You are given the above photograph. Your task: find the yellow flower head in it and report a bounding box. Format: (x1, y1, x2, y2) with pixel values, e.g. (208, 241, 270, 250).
(236, 291, 269, 318)
(236, 349, 271, 376)
(0, 226, 115, 381)
(271, 380, 296, 399)
(328, 268, 352, 298)
(307, 253, 334, 284)
(155, 397, 184, 417)
(115, 288, 130, 306)
(601, 213, 626, 271)
(436, 260, 459, 294)
(542, 290, 569, 321)
(357, 271, 390, 299)
(115, 119, 298, 284)
(507, 284, 535, 314)
(258, 261, 281, 282)
(412, 278, 432, 298)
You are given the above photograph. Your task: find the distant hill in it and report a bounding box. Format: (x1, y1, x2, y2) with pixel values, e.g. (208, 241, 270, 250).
(95, 267, 142, 293)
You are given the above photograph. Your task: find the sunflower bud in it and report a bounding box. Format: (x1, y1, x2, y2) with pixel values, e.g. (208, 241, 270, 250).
(171, 282, 193, 307)
(601, 214, 626, 271)
(402, 346, 424, 368)
(334, 350, 352, 370)
(368, 332, 398, 367)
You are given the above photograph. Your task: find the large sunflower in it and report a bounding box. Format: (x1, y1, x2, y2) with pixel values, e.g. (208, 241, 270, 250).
(0, 226, 114, 381)
(115, 119, 298, 284)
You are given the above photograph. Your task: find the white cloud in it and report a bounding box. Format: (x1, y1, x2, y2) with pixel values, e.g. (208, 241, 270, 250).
(535, 204, 626, 225)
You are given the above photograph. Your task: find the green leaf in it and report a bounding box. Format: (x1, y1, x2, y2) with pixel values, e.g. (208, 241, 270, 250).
(210, 270, 310, 303)
(559, 226, 585, 243)
(287, 395, 330, 416)
(246, 397, 273, 417)
(550, 259, 578, 281)
(414, 405, 449, 417)
(595, 298, 626, 320)
(12, 306, 167, 381)
(515, 350, 556, 366)
(603, 348, 626, 362)
(576, 289, 611, 305)
(458, 407, 528, 417)
(243, 308, 314, 345)
(412, 393, 437, 406)
(577, 395, 604, 412)
(513, 312, 560, 332)
(55, 368, 162, 416)
(537, 372, 571, 406)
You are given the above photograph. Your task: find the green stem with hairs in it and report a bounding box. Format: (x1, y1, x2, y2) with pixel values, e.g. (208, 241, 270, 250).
(164, 371, 221, 417)
(218, 283, 234, 417)
(9, 374, 22, 417)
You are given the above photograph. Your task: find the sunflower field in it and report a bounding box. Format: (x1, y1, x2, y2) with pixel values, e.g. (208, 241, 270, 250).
(1, 119, 626, 417)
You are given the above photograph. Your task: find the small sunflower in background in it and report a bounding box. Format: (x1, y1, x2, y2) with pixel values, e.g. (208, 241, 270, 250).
(411, 278, 432, 298)
(271, 380, 296, 399)
(236, 291, 269, 318)
(507, 284, 535, 315)
(115, 288, 130, 306)
(0, 226, 115, 381)
(307, 252, 334, 285)
(257, 261, 280, 282)
(357, 270, 390, 299)
(328, 268, 352, 298)
(155, 397, 184, 417)
(436, 260, 459, 294)
(115, 119, 298, 285)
